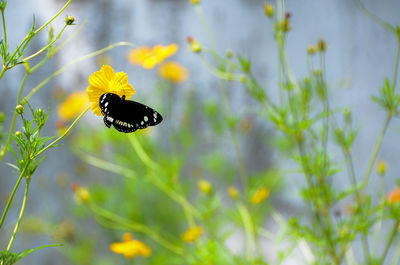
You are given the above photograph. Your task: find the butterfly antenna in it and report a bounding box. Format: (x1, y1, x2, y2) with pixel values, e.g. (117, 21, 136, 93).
(122, 95, 126, 100)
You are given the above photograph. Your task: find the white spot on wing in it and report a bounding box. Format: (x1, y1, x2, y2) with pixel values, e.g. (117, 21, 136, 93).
(144, 116, 148, 122)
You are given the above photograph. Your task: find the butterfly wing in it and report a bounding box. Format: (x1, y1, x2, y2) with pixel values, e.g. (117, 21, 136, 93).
(99, 93, 163, 133)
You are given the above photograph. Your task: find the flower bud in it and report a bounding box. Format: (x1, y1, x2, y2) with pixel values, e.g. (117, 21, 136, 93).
(377, 160, 387, 176)
(226, 49, 233, 58)
(65, 16, 75, 25)
(0, 112, 5, 123)
(264, 4, 274, 18)
(187, 36, 202, 53)
(36, 108, 44, 117)
(15, 104, 24, 115)
(198, 179, 212, 194)
(317, 39, 327, 52)
(14, 131, 22, 138)
(307, 45, 317, 55)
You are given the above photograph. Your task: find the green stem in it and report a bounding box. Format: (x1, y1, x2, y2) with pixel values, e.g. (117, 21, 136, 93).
(237, 202, 255, 262)
(392, 40, 400, 90)
(22, 25, 68, 62)
(34, 0, 72, 35)
(0, 168, 26, 229)
(0, 73, 30, 163)
(35, 106, 90, 158)
(6, 178, 30, 252)
(194, 5, 216, 52)
(90, 203, 185, 255)
(362, 113, 391, 194)
(1, 8, 7, 59)
(379, 221, 400, 264)
(22, 41, 137, 104)
(220, 79, 248, 189)
(353, 0, 395, 33)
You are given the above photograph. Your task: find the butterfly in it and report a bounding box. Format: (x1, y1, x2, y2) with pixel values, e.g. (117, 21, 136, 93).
(99, 93, 163, 133)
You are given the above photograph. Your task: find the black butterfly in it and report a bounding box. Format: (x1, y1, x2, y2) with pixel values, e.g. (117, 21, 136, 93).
(99, 93, 163, 133)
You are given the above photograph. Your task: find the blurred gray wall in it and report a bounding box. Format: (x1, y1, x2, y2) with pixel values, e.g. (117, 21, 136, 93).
(1, 0, 400, 264)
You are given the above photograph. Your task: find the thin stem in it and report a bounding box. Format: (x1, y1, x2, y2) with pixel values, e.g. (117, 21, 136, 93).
(1, 9, 7, 59)
(22, 25, 68, 62)
(392, 41, 400, 90)
(34, 0, 72, 35)
(353, 0, 395, 33)
(237, 202, 255, 262)
(0, 73, 30, 163)
(194, 5, 217, 52)
(6, 178, 30, 252)
(35, 106, 90, 158)
(362, 113, 391, 194)
(220, 79, 248, 189)
(90, 203, 185, 255)
(0, 168, 26, 229)
(22, 41, 137, 103)
(379, 220, 400, 264)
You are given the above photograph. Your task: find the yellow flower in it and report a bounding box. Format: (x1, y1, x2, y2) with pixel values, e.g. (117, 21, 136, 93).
(128, 44, 178, 69)
(86, 65, 135, 116)
(158, 61, 188, 83)
(71, 182, 90, 203)
(377, 160, 387, 176)
(181, 226, 203, 242)
(57, 91, 89, 121)
(307, 45, 318, 55)
(251, 187, 270, 204)
(189, 0, 200, 5)
(110, 232, 151, 259)
(388, 187, 400, 203)
(227, 186, 239, 199)
(198, 179, 212, 194)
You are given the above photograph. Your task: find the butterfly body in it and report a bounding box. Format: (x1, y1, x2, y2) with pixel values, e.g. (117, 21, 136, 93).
(99, 93, 163, 133)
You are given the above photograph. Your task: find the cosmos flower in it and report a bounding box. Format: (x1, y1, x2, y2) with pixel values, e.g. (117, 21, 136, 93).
(128, 44, 178, 69)
(198, 179, 212, 194)
(158, 61, 188, 83)
(86, 65, 135, 116)
(110, 233, 151, 259)
(251, 187, 270, 204)
(181, 226, 203, 243)
(388, 187, 400, 203)
(57, 91, 89, 121)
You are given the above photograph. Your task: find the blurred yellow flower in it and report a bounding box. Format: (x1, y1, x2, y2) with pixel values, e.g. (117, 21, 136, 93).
(388, 187, 400, 203)
(110, 232, 151, 259)
(227, 186, 239, 199)
(181, 226, 203, 242)
(377, 160, 387, 176)
(57, 91, 89, 121)
(158, 61, 188, 83)
(251, 187, 270, 204)
(128, 44, 178, 69)
(189, 0, 200, 5)
(86, 65, 135, 116)
(198, 179, 212, 194)
(71, 182, 90, 203)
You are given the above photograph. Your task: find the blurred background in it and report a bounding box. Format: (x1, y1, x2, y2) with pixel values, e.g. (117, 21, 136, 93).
(1, 0, 400, 264)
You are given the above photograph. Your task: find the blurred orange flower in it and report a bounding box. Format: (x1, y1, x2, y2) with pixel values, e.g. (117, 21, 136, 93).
(158, 61, 188, 83)
(388, 187, 400, 203)
(181, 226, 203, 242)
(128, 44, 178, 69)
(86, 65, 135, 116)
(57, 91, 89, 121)
(110, 233, 151, 259)
(251, 187, 270, 204)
